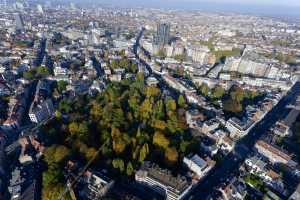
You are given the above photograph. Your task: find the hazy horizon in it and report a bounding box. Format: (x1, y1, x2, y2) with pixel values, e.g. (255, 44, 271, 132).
(62, 0, 300, 18)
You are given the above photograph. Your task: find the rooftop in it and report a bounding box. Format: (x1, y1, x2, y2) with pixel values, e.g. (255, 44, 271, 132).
(139, 161, 190, 193)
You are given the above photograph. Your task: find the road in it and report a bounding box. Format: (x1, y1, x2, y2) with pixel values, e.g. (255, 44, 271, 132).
(188, 82, 300, 200)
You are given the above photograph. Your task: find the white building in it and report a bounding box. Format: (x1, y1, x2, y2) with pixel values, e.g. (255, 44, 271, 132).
(183, 154, 215, 179)
(135, 162, 193, 200)
(226, 117, 254, 139)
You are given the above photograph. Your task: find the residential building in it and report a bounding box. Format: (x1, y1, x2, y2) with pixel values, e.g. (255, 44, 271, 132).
(226, 117, 254, 139)
(245, 156, 267, 175)
(255, 140, 294, 165)
(289, 184, 300, 200)
(220, 177, 247, 200)
(80, 170, 114, 200)
(29, 99, 54, 123)
(183, 154, 215, 179)
(135, 161, 193, 200)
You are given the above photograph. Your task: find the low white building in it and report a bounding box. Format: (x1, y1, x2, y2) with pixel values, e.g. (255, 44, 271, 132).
(183, 154, 215, 179)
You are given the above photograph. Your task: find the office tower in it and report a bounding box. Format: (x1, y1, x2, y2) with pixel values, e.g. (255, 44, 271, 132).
(15, 13, 25, 32)
(154, 23, 170, 46)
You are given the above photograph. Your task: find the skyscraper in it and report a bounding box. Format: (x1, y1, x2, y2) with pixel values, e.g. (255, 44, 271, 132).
(15, 13, 25, 32)
(154, 23, 170, 46)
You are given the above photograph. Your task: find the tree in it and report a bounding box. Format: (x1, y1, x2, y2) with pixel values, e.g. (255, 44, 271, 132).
(90, 102, 102, 121)
(113, 137, 127, 154)
(174, 54, 185, 62)
(126, 162, 134, 176)
(165, 147, 178, 162)
(151, 119, 167, 130)
(157, 49, 166, 59)
(145, 86, 160, 98)
(212, 85, 225, 99)
(140, 99, 153, 121)
(139, 143, 149, 162)
(223, 99, 242, 113)
(153, 131, 170, 149)
(36, 66, 50, 77)
(199, 83, 209, 96)
(59, 99, 72, 113)
(166, 98, 176, 111)
(111, 60, 119, 69)
(44, 145, 70, 168)
(42, 183, 72, 200)
(153, 100, 165, 120)
(112, 158, 125, 172)
(177, 95, 187, 108)
(179, 140, 190, 154)
(130, 63, 138, 73)
(23, 70, 35, 80)
(229, 85, 244, 102)
(57, 80, 68, 93)
(68, 121, 88, 138)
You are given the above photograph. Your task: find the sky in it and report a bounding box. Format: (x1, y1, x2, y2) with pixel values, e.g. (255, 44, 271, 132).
(186, 0, 300, 7)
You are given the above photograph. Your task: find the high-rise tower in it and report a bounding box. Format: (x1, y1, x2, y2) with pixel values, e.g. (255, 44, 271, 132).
(154, 23, 170, 46)
(15, 13, 25, 32)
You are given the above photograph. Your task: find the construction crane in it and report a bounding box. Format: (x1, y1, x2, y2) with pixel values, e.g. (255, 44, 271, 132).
(57, 139, 109, 200)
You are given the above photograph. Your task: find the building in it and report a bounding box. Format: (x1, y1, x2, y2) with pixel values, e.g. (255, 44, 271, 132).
(272, 121, 291, 137)
(289, 184, 300, 200)
(154, 23, 170, 46)
(202, 119, 220, 134)
(29, 99, 54, 123)
(53, 64, 69, 81)
(146, 76, 159, 86)
(15, 13, 25, 32)
(80, 170, 114, 200)
(135, 161, 193, 200)
(220, 178, 247, 200)
(245, 156, 267, 175)
(0, 131, 7, 199)
(255, 140, 294, 165)
(183, 154, 215, 179)
(226, 117, 254, 139)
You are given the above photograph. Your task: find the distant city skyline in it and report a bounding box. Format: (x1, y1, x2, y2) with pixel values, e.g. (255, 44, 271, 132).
(67, 0, 300, 18)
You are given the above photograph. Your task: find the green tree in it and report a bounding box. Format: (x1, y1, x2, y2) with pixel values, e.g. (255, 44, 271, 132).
(44, 145, 70, 168)
(223, 99, 242, 113)
(42, 183, 72, 200)
(166, 98, 177, 111)
(68, 121, 88, 138)
(174, 54, 185, 62)
(157, 49, 166, 59)
(112, 158, 125, 172)
(212, 85, 225, 99)
(58, 99, 72, 113)
(126, 162, 134, 176)
(57, 80, 68, 93)
(199, 83, 209, 96)
(229, 85, 245, 102)
(177, 95, 187, 108)
(139, 143, 149, 162)
(111, 60, 119, 69)
(36, 66, 50, 77)
(23, 70, 35, 80)
(140, 99, 153, 121)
